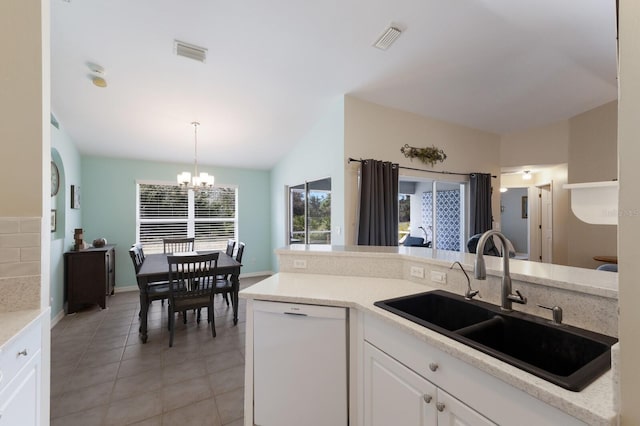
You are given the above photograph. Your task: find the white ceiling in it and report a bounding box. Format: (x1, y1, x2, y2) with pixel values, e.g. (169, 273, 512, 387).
(50, 0, 618, 170)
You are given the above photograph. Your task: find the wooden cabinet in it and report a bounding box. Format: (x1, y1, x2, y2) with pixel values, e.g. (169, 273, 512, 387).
(64, 245, 116, 313)
(364, 342, 494, 426)
(0, 315, 43, 426)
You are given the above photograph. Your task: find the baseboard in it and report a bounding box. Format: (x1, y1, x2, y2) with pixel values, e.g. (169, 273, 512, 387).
(50, 309, 65, 329)
(114, 285, 139, 293)
(241, 271, 273, 278)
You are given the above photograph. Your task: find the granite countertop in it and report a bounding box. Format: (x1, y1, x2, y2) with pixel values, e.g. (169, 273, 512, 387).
(276, 245, 619, 298)
(240, 272, 617, 426)
(0, 309, 43, 348)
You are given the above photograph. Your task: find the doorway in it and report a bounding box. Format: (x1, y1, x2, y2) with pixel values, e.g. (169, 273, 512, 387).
(500, 187, 529, 258)
(527, 183, 553, 262)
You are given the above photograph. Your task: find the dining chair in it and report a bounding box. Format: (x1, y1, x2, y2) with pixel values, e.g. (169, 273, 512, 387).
(216, 239, 236, 301)
(225, 239, 236, 256)
(163, 237, 195, 254)
(129, 244, 171, 320)
(167, 252, 220, 347)
(218, 242, 245, 307)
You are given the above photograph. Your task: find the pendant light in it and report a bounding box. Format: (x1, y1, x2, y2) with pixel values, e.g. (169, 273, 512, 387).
(177, 122, 214, 188)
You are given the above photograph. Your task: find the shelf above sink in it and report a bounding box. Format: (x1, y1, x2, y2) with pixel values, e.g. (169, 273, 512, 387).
(374, 290, 618, 391)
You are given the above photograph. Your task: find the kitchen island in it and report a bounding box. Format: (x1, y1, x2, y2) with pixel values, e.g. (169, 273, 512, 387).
(240, 245, 619, 426)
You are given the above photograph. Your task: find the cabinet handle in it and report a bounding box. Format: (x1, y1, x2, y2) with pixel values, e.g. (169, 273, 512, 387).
(429, 362, 439, 372)
(436, 402, 445, 412)
(423, 394, 432, 403)
(17, 349, 28, 357)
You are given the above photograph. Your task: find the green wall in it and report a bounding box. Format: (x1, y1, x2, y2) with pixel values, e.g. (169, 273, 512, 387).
(271, 98, 345, 269)
(50, 123, 83, 320)
(81, 156, 272, 289)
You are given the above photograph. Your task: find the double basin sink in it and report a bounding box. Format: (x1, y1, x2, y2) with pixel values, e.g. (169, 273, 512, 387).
(374, 290, 617, 391)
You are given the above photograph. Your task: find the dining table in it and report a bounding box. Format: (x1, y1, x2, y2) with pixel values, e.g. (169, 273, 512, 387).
(136, 250, 242, 343)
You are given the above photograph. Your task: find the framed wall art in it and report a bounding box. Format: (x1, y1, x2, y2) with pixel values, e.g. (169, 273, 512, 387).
(71, 185, 81, 209)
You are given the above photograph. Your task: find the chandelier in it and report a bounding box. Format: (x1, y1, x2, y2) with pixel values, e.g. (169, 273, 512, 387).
(177, 121, 214, 189)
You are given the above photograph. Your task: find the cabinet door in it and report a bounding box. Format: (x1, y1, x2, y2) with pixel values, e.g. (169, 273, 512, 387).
(364, 342, 437, 426)
(0, 352, 41, 426)
(436, 389, 495, 426)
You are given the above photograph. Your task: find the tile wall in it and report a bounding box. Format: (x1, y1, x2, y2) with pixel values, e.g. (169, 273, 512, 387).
(0, 217, 41, 311)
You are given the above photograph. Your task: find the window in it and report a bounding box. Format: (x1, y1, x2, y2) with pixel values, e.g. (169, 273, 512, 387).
(398, 194, 411, 242)
(399, 178, 466, 251)
(288, 178, 331, 245)
(137, 183, 237, 254)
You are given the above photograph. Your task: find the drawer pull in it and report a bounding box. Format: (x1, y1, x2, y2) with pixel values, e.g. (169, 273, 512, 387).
(423, 394, 432, 403)
(429, 362, 439, 372)
(17, 349, 28, 357)
(436, 402, 445, 412)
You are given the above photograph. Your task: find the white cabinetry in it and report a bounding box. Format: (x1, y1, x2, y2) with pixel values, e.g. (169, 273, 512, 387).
(364, 342, 494, 426)
(0, 315, 43, 426)
(363, 313, 586, 426)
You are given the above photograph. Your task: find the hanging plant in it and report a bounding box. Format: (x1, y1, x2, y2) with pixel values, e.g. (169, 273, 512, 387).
(400, 144, 447, 167)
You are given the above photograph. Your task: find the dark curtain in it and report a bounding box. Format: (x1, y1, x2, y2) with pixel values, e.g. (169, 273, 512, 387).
(357, 160, 399, 246)
(469, 173, 493, 235)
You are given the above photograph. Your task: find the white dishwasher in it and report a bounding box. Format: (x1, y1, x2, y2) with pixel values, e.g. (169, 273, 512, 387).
(253, 300, 348, 426)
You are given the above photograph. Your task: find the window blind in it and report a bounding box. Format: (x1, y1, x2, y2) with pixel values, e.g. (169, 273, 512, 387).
(137, 184, 237, 254)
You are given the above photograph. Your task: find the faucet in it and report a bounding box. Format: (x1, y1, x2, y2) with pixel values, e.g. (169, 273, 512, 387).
(474, 230, 526, 311)
(418, 226, 430, 246)
(449, 261, 480, 300)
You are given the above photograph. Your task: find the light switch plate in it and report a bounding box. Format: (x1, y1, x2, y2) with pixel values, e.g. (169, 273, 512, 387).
(410, 266, 424, 278)
(293, 259, 307, 269)
(431, 271, 447, 284)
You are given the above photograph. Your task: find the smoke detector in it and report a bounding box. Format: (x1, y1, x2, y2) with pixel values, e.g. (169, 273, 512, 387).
(87, 62, 107, 88)
(174, 40, 208, 63)
(373, 25, 403, 50)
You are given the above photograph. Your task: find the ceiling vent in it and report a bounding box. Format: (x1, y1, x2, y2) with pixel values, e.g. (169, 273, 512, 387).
(373, 26, 402, 50)
(174, 40, 207, 63)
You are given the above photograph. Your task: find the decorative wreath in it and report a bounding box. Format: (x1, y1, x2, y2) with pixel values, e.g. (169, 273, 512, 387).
(400, 144, 447, 167)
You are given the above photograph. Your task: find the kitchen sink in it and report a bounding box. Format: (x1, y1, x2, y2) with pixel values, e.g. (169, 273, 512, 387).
(374, 290, 618, 391)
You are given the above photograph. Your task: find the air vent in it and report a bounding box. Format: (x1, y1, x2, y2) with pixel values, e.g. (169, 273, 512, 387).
(174, 40, 207, 63)
(373, 26, 402, 50)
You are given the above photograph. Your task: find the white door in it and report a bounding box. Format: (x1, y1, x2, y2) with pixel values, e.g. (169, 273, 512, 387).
(539, 184, 553, 263)
(364, 342, 438, 426)
(436, 389, 496, 426)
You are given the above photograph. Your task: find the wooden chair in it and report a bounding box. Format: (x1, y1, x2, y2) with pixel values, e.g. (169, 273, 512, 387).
(167, 252, 220, 347)
(225, 239, 236, 256)
(163, 237, 195, 254)
(218, 242, 245, 307)
(129, 244, 171, 321)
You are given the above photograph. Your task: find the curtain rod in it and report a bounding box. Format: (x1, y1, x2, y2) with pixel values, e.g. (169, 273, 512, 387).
(347, 158, 497, 178)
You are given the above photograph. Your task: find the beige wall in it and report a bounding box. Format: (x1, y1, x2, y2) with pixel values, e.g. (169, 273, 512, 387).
(0, 0, 44, 217)
(567, 101, 618, 268)
(568, 101, 618, 183)
(500, 120, 569, 167)
(501, 165, 569, 265)
(344, 96, 501, 245)
(618, 1, 640, 423)
(0, 0, 48, 311)
(500, 101, 618, 269)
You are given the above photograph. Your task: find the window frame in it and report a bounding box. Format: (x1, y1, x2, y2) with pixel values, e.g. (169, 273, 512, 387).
(136, 180, 238, 254)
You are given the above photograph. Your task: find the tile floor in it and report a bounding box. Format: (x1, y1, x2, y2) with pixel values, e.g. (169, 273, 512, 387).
(50, 276, 267, 426)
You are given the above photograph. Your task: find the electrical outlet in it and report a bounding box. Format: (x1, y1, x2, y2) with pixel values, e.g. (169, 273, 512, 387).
(293, 259, 307, 269)
(410, 266, 424, 278)
(431, 271, 447, 284)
